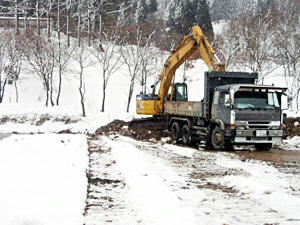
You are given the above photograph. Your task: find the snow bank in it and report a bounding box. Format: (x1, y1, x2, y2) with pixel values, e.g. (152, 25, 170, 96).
(282, 136, 300, 151)
(0, 134, 88, 225)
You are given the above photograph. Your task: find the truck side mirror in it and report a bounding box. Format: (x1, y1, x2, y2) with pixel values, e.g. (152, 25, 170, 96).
(281, 93, 290, 110)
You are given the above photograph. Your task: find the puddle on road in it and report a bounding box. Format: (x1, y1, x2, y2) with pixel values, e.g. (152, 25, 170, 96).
(231, 148, 300, 163)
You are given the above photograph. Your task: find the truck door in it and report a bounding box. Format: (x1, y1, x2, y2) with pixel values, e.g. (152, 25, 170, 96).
(212, 91, 231, 127)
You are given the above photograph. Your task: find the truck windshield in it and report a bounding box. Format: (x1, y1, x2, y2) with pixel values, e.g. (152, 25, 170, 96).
(234, 91, 280, 110)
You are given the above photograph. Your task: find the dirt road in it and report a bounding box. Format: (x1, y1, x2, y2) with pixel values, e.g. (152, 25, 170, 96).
(84, 134, 300, 225)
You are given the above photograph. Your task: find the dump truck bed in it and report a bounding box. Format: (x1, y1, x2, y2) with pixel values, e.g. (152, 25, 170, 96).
(164, 101, 207, 118)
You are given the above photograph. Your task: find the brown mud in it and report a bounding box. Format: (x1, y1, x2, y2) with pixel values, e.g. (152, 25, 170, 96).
(96, 117, 300, 164)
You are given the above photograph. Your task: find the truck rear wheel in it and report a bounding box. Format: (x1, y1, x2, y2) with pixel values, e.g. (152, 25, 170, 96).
(171, 122, 181, 143)
(211, 126, 224, 150)
(182, 125, 192, 146)
(254, 143, 272, 151)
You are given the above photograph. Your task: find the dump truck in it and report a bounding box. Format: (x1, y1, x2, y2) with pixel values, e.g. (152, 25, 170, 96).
(136, 26, 287, 150)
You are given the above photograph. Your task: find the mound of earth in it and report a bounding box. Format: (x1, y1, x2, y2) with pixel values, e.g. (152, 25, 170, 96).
(96, 119, 170, 143)
(96, 117, 300, 143)
(283, 117, 300, 137)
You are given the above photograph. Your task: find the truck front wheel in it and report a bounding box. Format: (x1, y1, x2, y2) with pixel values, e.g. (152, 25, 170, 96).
(211, 126, 224, 150)
(182, 125, 192, 146)
(171, 122, 181, 143)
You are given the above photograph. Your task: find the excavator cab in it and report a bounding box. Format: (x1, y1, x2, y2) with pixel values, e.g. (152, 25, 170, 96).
(167, 83, 188, 101)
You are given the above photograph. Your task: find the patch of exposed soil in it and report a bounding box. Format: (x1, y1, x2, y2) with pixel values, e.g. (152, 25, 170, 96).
(96, 119, 170, 143)
(283, 117, 300, 137)
(0, 115, 78, 126)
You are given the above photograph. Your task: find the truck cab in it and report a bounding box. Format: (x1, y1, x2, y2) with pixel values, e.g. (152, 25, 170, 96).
(211, 84, 287, 150)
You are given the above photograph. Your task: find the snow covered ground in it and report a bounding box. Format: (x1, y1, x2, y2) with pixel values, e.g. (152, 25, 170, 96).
(0, 134, 88, 225)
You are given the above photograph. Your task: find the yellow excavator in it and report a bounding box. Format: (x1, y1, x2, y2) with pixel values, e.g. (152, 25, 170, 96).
(136, 26, 225, 115)
(135, 26, 287, 151)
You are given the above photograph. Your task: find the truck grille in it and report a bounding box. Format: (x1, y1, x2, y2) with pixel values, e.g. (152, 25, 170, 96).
(248, 121, 270, 129)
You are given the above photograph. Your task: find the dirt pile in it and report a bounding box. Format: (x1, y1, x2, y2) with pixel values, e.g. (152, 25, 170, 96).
(96, 117, 300, 143)
(96, 119, 170, 143)
(283, 117, 300, 137)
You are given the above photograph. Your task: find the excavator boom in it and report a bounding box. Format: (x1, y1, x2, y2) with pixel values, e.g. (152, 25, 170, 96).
(136, 26, 225, 115)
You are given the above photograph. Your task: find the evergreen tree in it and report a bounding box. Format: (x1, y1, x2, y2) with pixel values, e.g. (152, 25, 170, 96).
(135, 0, 147, 24)
(164, 0, 181, 28)
(195, 0, 214, 40)
(146, 0, 157, 13)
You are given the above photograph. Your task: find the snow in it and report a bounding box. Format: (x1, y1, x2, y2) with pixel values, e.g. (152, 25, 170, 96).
(215, 154, 300, 221)
(0, 134, 88, 225)
(212, 20, 229, 35)
(282, 136, 300, 151)
(110, 137, 197, 225)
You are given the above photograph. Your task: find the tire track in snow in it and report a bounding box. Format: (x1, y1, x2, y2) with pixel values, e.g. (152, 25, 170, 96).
(120, 136, 300, 225)
(84, 136, 138, 225)
(109, 136, 198, 225)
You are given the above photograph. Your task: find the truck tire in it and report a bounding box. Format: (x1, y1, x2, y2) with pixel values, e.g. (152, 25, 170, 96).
(181, 125, 192, 146)
(211, 126, 224, 150)
(171, 122, 181, 143)
(254, 143, 272, 151)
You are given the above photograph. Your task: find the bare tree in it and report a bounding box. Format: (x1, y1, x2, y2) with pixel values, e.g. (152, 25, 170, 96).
(24, 31, 55, 107)
(121, 43, 141, 113)
(236, 14, 279, 83)
(215, 21, 245, 70)
(275, 0, 300, 111)
(3, 31, 26, 103)
(72, 38, 93, 117)
(0, 33, 8, 103)
(54, 35, 74, 105)
(121, 30, 155, 112)
(47, 0, 56, 38)
(91, 34, 122, 112)
(139, 33, 158, 94)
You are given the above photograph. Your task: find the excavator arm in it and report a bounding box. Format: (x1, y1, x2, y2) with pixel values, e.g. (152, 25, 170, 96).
(158, 26, 225, 102)
(136, 26, 225, 115)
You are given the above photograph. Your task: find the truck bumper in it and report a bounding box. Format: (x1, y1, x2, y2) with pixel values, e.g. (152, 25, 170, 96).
(230, 129, 283, 144)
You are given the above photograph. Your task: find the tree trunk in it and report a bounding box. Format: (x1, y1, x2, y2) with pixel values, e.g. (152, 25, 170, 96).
(0, 79, 7, 103)
(15, 0, 19, 35)
(88, 6, 91, 46)
(45, 84, 49, 107)
(36, 1, 40, 35)
(78, 0, 81, 47)
(14, 81, 18, 103)
(56, 22, 62, 105)
(79, 64, 86, 117)
(47, 2, 51, 38)
(126, 82, 134, 113)
(56, 66, 62, 105)
(49, 74, 54, 106)
(67, 7, 70, 47)
(101, 79, 106, 112)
